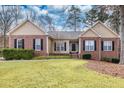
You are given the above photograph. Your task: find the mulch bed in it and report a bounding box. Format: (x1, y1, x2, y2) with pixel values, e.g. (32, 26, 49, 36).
(85, 60, 124, 78)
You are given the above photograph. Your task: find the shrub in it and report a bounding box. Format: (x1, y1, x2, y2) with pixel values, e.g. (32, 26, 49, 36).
(0, 49, 3, 57)
(82, 54, 91, 59)
(101, 57, 112, 62)
(101, 57, 120, 64)
(33, 55, 71, 60)
(3, 48, 34, 60)
(112, 58, 120, 64)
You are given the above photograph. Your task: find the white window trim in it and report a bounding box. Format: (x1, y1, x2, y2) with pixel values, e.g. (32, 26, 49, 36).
(103, 41, 112, 51)
(17, 39, 23, 48)
(85, 40, 95, 51)
(35, 38, 41, 51)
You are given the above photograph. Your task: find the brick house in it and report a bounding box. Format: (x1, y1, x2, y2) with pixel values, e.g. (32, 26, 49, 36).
(7, 20, 120, 60)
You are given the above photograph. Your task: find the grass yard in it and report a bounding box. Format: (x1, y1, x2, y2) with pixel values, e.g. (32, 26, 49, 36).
(0, 59, 124, 88)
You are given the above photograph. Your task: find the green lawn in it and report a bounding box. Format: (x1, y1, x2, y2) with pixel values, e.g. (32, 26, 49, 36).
(0, 59, 124, 88)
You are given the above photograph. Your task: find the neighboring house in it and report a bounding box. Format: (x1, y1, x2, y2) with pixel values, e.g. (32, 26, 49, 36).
(7, 20, 120, 60)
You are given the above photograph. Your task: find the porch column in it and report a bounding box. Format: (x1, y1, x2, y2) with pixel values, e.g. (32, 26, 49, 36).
(68, 41, 70, 53)
(46, 36, 49, 55)
(79, 37, 81, 54)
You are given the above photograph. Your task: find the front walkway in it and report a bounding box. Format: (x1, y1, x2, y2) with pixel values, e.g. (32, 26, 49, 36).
(86, 60, 124, 78)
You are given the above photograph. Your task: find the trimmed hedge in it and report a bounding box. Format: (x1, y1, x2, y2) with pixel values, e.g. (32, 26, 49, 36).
(101, 57, 112, 62)
(33, 55, 71, 60)
(82, 54, 91, 59)
(112, 58, 120, 64)
(3, 48, 34, 60)
(101, 57, 120, 64)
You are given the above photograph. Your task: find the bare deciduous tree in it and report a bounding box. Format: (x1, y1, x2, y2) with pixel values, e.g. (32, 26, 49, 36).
(0, 5, 21, 48)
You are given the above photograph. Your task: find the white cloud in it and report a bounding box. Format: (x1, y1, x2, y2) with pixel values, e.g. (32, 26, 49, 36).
(55, 25, 63, 31)
(49, 13, 60, 19)
(50, 5, 64, 9)
(41, 10, 48, 15)
(28, 6, 48, 15)
(79, 5, 92, 12)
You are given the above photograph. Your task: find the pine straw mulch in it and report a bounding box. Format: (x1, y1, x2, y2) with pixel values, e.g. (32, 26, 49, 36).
(85, 60, 124, 78)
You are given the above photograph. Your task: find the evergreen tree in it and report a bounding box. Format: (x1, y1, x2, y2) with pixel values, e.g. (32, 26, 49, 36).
(65, 5, 82, 31)
(83, 5, 109, 27)
(107, 6, 120, 34)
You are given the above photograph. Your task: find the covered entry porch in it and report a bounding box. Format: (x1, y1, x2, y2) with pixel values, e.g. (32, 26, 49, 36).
(50, 39, 79, 55)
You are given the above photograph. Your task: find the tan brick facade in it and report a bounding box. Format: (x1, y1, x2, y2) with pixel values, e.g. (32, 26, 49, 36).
(101, 38, 120, 59)
(79, 37, 120, 60)
(9, 35, 48, 56)
(79, 37, 101, 60)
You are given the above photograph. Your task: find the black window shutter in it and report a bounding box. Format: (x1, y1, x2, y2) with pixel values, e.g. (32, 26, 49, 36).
(94, 40, 96, 51)
(22, 39, 24, 49)
(14, 39, 17, 48)
(101, 41, 103, 51)
(41, 39, 43, 50)
(64, 42, 66, 51)
(112, 41, 114, 51)
(33, 39, 35, 50)
(54, 42, 56, 51)
(83, 40, 85, 51)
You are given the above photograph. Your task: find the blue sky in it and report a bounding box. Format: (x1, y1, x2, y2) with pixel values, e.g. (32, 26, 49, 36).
(21, 5, 92, 31)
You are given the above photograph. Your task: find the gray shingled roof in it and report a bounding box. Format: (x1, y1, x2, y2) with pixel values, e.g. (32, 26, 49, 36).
(47, 31, 83, 39)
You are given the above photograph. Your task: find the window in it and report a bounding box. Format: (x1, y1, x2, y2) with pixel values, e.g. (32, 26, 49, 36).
(56, 43, 60, 51)
(35, 39, 41, 51)
(60, 43, 65, 51)
(54, 42, 56, 51)
(85, 40, 95, 51)
(103, 41, 112, 51)
(17, 39, 23, 48)
(54, 41, 66, 51)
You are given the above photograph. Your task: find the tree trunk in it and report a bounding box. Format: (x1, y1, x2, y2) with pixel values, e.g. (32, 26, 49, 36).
(3, 29, 6, 48)
(74, 11, 76, 32)
(119, 6, 124, 64)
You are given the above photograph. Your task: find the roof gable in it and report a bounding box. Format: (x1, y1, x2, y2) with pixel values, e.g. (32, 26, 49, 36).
(7, 20, 46, 35)
(91, 21, 119, 38)
(80, 28, 100, 37)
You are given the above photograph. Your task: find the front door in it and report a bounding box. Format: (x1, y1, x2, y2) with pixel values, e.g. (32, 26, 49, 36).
(72, 43, 76, 51)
